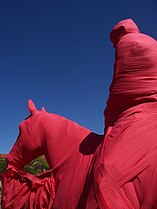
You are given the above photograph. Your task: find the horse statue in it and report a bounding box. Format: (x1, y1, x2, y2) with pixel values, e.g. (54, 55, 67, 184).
(2, 18, 157, 209)
(1, 99, 103, 209)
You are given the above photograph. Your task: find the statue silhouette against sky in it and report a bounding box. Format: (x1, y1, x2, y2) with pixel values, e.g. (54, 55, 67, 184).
(2, 19, 157, 209)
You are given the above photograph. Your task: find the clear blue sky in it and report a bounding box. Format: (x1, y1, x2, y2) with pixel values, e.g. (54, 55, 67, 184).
(1, 0, 157, 153)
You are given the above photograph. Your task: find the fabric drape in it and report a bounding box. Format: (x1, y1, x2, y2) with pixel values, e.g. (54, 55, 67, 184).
(1, 164, 55, 209)
(2, 18, 157, 208)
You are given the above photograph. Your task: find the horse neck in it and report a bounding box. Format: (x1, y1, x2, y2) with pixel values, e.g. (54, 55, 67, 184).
(42, 113, 91, 171)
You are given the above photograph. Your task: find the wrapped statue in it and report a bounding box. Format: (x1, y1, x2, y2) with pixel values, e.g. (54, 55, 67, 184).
(2, 19, 157, 208)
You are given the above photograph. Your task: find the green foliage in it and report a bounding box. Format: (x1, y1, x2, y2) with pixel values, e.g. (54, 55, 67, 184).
(24, 156, 49, 175)
(0, 158, 7, 176)
(0, 156, 49, 176)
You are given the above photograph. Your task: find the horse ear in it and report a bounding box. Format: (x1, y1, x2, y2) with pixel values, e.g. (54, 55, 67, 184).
(28, 99, 38, 114)
(41, 106, 46, 112)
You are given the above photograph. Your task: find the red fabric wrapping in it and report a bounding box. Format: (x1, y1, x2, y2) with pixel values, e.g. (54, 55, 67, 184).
(2, 18, 157, 208)
(93, 18, 157, 208)
(2, 105, 101, 208)
(96, 102, 157, 208)
(105, 18, 157, 129)
(1, 165, 55, 209)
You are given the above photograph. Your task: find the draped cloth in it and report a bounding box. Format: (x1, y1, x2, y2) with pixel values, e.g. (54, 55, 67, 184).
(2, 18, 157, 209)
(1, 165, 55, 209)
(93, 19, 157, 208)
(105, 18, 157, 129)
(95, 102, 157, 209)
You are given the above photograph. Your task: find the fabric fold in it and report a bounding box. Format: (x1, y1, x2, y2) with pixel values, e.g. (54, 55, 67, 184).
(1, 165, 55, 209)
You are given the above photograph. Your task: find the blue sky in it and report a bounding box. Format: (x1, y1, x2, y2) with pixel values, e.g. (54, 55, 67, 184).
(1, 0, 157, 153)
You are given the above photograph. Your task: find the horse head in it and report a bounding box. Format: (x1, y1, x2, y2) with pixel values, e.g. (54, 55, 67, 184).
(7, 100, 46, 169)
(7, 99, 103, 179)
(5, 100, 103, 208)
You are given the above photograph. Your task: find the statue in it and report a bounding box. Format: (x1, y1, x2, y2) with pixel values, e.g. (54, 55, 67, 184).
(2, 19, 157, 208)
(1, 100, 103, 209)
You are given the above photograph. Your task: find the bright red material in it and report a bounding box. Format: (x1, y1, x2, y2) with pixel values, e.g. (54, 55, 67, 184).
(2, 100, 103, 209)
(2, 165, 55, 208)
(100, 19, 157, 208)
(105, 19, 157, 129)
(2, 18, 157, 208)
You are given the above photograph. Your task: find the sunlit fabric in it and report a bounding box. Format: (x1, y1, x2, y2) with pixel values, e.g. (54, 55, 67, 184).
(98, 18, 157, 208)
(2, 165, 55, 209)
(2, 18, 157, 209)
(105, 18, 157, 129)
(1, 100, 103, 209)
